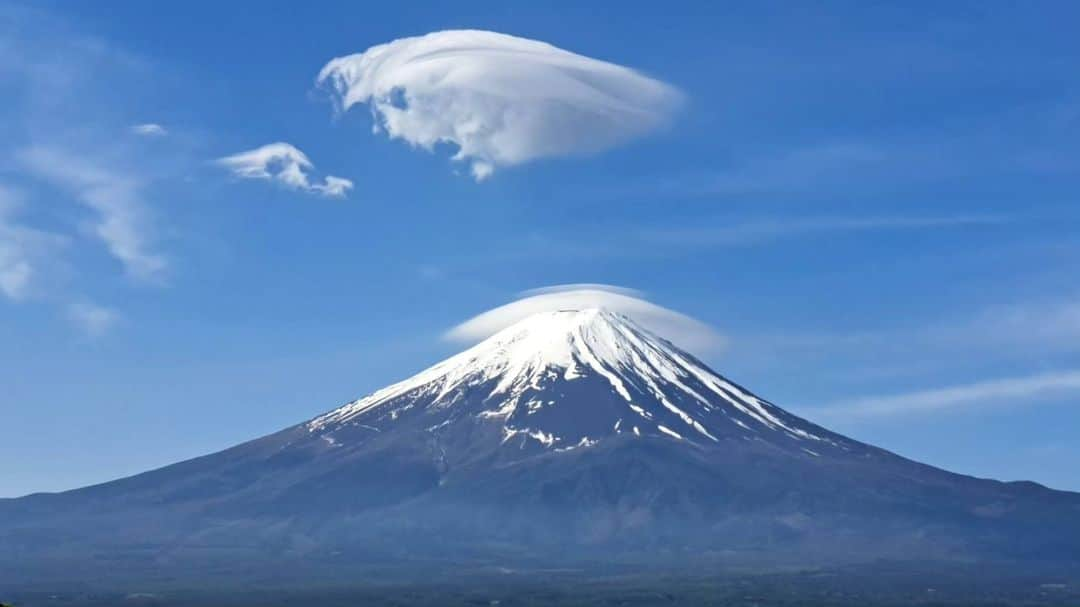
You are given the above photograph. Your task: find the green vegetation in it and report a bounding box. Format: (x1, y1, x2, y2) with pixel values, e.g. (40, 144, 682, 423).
(3, 564, 1077, 607)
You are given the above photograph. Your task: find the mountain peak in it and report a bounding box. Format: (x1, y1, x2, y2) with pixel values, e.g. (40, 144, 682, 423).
(466, 306, 661, 374)
(306, 307, 838, 455)
(482, 306, 639, 346)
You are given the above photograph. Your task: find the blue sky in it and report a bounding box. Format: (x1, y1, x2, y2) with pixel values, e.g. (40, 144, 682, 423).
(2, 1, 1079, 497)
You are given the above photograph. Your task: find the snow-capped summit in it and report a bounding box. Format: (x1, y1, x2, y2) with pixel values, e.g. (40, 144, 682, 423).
(307, 308, 841, 457)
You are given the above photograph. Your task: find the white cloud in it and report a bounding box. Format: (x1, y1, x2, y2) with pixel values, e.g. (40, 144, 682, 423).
(217, 142, 354, 198)
(19, 146, 166, 282)
(640, 215, 1007, 247)
(0, 187, 34, 300)
(820, 370, 1080, 418)
(0, 184, 67, 301)
(130, 123, 167, 137)
(318, 30, 682, 180)
(314, 175, 354, 197)
(751, 295, 1080, 367)
(0, 251, 31, 299)
(952, 298, 1080, 352)
(445, 284, 723, 353)
(3, 7, 183, 334)
(66, 302, 118, 337)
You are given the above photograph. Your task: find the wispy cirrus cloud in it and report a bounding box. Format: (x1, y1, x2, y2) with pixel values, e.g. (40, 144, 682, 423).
(818, 370, 1080, 419)
(0, 185, 67, 301)
(741, 294, 1080, 422)
(19, 146, 167, 283)
(1, 5, 181, 334)
(580, 119, 1080, 204)
(748, 294, 1080, 366)
(218, 142, 353, 198)
(66, 301, 119, 337)
(947, 297, 1080, 352)
(638, 214, 1007, 248)
(318, 29, 681, 180)
(424, 213, 1006, 274)
(0, 241, 32, 300)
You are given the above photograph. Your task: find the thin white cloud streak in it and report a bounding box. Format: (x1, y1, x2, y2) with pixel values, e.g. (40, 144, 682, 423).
(819, 370, 1080, 419)
(704, 142, 896, 196)
(130, 123, 167, 137)
(587, 125, 1080, 203)
(578, 141, 897, 202)
(0, 185, 68, 302)
(0, 186, 47, 300)
(318, 29, 682, 180)
(218, 142, 353, 197)
(19, 146, 167, 282)
(419, 213, 1005, 275)
(640, 215, 1007, 247)
(0, 186, 32, 300)
(0, 245, 32, 299)
(749, 295, 1080, 363)
(445, 284, 723, 353)
(66, 302, 118, 337)
(949, 298, 1080, 352)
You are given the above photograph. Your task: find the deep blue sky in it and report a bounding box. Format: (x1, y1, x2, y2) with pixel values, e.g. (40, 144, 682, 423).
(2, 1, 1079, 497)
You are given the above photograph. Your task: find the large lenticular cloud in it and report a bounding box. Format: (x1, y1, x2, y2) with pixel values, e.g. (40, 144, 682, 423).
(317, 30, 682, 180)
(445, 284, 723, 353)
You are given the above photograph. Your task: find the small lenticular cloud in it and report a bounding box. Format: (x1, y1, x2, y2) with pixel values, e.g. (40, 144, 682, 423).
(130, 123, 168, 137)
(445, 284, 724, 353)
(217, 142, 354, 198)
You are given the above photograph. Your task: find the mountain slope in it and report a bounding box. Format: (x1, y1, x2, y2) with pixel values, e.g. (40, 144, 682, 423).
(2, 309, 1079, 588)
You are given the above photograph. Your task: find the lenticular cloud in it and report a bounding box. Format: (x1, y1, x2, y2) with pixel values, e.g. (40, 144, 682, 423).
(445, 284, 724, 353)
(217, 143, 354, 198)
(317, 30, 682, 180)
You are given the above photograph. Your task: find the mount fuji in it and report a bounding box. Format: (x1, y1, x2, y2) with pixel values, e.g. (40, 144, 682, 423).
(3, 309, 1079, 588)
